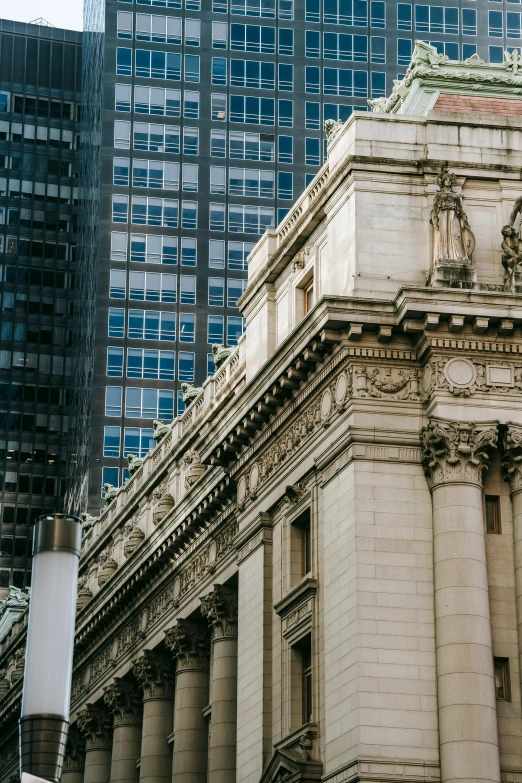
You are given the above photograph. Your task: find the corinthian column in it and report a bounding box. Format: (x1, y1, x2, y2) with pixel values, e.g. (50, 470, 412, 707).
(62, 727, 85, 783)
(133, 650, 175, 783)
(422, 419, 500, 783)
(501, 424, 522, 704)
(104, 678, 143, 783)
(77, 704, 113, 783)
(200, 585, 238, 783)
(164, 620, 210, 783)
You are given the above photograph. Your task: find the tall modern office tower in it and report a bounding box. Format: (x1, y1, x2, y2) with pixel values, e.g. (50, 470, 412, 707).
(0, 19, 82, 592)
(78, 0, 522, 513)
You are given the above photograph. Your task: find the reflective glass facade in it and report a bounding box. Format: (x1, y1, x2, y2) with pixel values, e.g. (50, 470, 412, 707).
(0, 19, 82, 589)
(77, 0, 522, 513)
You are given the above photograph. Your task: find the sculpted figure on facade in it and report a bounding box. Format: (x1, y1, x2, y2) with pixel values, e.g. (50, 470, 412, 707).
(152, 419, 170, 443)
(430, 166, 475, 265)
(102, 483, 118, 506)
(80, 512, 97, 537)
(324, 119, 343, 145)
(421, 419, 497, 486)
(212, 343, 232, 370)
(181, 382, 203, 406)
(127, 453, 144, 476)
(0, 587, 29, 617)
(183, 450, 206, 489)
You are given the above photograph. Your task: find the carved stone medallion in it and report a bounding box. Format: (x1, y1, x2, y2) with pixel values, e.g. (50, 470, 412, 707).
(444, 358, 476, 391)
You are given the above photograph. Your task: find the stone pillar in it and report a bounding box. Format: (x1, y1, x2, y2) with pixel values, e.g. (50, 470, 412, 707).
(103, 678, 143, 783)
(501, 424, 522, 704)
(76, 704, 113, 783)
(164, 619, 210, 783)
(62, 727, 85, 783)
(200, 585, 238, 783)
(133, 650, 175, 783)
(422, 419, 500, 783)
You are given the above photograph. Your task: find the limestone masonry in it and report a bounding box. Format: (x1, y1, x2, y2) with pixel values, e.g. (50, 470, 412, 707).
(1, 41, 522, 783)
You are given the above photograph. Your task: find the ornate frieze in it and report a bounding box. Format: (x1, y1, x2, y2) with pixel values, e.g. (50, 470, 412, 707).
(501, 424, 522, 492)
(200, 585, 238, 640)
(103, 677, 143, 725)
(63, 728, 85, 772)
(133, 650, 174, 700)
(423, 356, 522, 398)
(352, 364, 420, 400)
(76, 703, 113, 750)
(421, 419, 497, 488)
(164, 619, 210, 671)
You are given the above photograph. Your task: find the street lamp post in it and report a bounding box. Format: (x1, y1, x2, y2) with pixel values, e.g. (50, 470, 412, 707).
(19, 513, 82, 783)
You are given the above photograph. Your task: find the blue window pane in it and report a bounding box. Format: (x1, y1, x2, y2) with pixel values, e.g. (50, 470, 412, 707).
(185, 54, 200, 82)
(104, 426, 121, 458)
(102, 467, 120, 495)
(109, 308, 125, 338)
(278, 99, 293, 127)
(178, 351, 195, 382)
(105, 386, 123, 416)
(107, 347, 124, 377)
(278, 171, 293, 200)
(227, 316, 245, 346)
(116, 48, 132, 75)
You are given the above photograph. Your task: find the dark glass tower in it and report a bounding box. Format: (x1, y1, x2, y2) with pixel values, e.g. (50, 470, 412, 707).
(78, 0, 521, 513)
(0, 19, 82, 592)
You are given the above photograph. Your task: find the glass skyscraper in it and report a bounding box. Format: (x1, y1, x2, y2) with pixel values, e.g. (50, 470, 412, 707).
(0, 19, 82, 591)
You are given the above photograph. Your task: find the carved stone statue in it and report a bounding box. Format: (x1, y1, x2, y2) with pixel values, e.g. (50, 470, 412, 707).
(152, 419, 170, 443)
(181, 382, 202, 406)
(102, 483, 119, 506)
(212, 344, 232, 371)
(501, 224, 522, 288)
(324, 119, 343, 145)
(127, 454, 144, 476)
(80, 512, 96, 537)
(430, 167, 475, 264)
(0, 586, 30, 616)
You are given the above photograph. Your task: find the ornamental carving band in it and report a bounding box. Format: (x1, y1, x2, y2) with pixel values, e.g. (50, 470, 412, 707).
(421, 419, 497, 487)
(200, 584, 238, 640)
(164, 619, 210, 671)
(501, 424, 522, 492)
(133, 650, 175, 700)
(103, 677, 143, 725)
(76, 703, 113, 750)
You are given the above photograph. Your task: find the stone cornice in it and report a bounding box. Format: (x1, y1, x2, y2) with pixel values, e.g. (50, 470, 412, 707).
(421, 418, 498, 488)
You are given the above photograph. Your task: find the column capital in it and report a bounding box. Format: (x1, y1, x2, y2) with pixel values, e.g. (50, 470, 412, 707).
(501, 424, 522, 493)
(63, 727, 85, 772)
(421, 419, 497, 489)
(103, 677, 143, 726)
(76, 703, 113, 751)
(164, 619, 210, 671)
(132, 649, 175, 700)
(200, 584, 238, 640)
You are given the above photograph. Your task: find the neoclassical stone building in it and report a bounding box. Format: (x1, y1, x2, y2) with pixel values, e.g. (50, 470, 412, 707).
(1, 42, 522, 783)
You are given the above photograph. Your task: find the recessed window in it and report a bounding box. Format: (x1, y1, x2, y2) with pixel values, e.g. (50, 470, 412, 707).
(304, 279, 314, 315)
(485, 496, 500, 534)
(494, 658, 510, 701)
